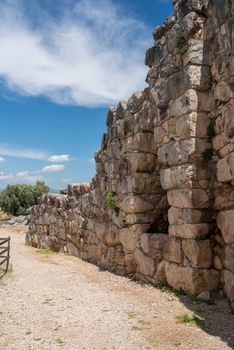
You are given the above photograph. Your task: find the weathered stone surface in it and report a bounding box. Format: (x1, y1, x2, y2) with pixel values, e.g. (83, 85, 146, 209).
(104, 230, 119, 247)
(223, 269, 234, 302)
(119, 228, 139, 252)
(127, 153, 156, 173)
(156, 260, 167, 282)
(182, 239, 213, 268)
(87, 245, 102, 261)
(160, 165, 195, 190)
(169, 223, 210, 239)
(140, 233, 169, 261)
(223, 246, 234, 272)
(165, 262, 206, 294)
(168, 207, 213, 224)
(164, 238, 183, 264)
(217, 153, 234, 183)
(217, 210, 234, 245)
(134, 249, 155, 277)
(158, 139, 196, 166)
(119, 195, 154, 213)
(167, 189, 209, 209)
(197, 291, 211, 302)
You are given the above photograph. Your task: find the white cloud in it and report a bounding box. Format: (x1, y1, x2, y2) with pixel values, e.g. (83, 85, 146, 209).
(48, 154, 71, 162)
(0, 170, 42, 183)
(0, 156, 5, 162)
(0, 145, 48, 160)
(0, 0, 149, 107)
(41, 164, 65, 173)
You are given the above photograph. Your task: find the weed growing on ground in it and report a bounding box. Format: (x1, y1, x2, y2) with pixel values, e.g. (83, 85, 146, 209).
(154, 283, 187, 297)
(36, 248, 56, 255)
(127, 311, 139, 320)
(175, 312, 204, 326)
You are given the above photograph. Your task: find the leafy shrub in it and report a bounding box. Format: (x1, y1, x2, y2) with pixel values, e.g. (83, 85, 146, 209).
(0, 181, 49, 216)
(202, 148, 213, 161)
(176, 28, 189, 53)
(106, 192, 119, 213)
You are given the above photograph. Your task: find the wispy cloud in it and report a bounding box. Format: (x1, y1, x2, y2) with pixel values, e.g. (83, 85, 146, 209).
(0, 170, 42, 183)
(0, 145, 72, 164)
(0, 145, 47, 160)
(48, 154, 71, 162)
(41, 164, 65, 173)
(0, 163, 65, 185)
(0, 0, 149, 107)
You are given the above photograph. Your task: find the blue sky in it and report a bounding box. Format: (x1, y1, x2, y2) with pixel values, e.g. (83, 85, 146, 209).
(0, 0, 172, 189)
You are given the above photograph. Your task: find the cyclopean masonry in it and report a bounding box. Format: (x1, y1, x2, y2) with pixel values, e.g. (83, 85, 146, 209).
(26, 0, 234, 308)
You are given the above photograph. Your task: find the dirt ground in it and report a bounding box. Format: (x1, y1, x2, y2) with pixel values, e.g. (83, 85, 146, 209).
(0, 225, 233, 350)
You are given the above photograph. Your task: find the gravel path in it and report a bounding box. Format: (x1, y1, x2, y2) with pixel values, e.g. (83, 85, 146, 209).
(0, 226, 233, 350)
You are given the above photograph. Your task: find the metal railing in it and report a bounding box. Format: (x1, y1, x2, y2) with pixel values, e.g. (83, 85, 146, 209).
(0, 237, 10, 278)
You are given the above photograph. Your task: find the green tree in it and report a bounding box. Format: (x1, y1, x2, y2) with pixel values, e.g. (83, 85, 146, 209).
(0, 181, 49, 216)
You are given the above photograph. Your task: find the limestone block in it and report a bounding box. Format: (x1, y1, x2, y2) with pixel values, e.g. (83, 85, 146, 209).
(202, 270, 221, 292)
(187, 65, 211, 92)
(67, 242, 80, 257)
(168, 207, 213, 225)
(179, 0, 209, 16)
(183, 40, 208, 65)
(165, 262, 206, 294)
(125, 174, 161, 194)
(125, 133, 157, 154)
(119, 195, 154, 213)
(217, 210, 234, 244)
(134, 249, 155, 277)
(104, 230, 119, 247)
(213, 188, 234, 210)
(223, 269, 234, 302)
(167, 189, 209, 209)
(160, 164, 196, 190)
(87, 245, 102, 261)
(224, 100, 234, 138)
(176, 113, 197, 138)
(168, 90, 198, 118)
(164, 238, 183, 264)
(156, 260, 167, 282)
(182, 239, 213, 268)
(223, 245, 234, 272)
(125, 255, 136, 274)
(154, 126, 166, 143)
(158, 139, 195, 166)
(119, 228, 139, 252)
(169, 223, 210, 239)
(95, 223, 107, 241)
(85, 231, 97, 245)
(217, 152, 234, 183)
(213, 133, 229, 152)
(140, 233, 169, 261)
(127, 153, 156, 173)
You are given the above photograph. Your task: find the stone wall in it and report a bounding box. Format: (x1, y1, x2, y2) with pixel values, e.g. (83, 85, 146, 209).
(26, 0, 234, 307)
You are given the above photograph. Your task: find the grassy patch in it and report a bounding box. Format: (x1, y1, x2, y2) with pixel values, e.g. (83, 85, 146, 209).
(138, 319, 150, 326)
(154, 283, 187, 297)
(36, 248, 56, 255)
(127, 311, 139, 320)
(175, 312, 203, 326)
